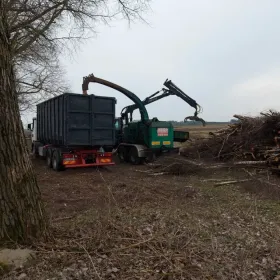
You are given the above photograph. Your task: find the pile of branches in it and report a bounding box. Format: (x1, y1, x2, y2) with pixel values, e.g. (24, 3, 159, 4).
(182, 110, 280, 163)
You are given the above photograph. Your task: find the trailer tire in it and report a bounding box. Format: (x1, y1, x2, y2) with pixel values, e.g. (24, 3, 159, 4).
(129, 147, 143, 165)
(52, 150, 64, 171)
(46, 149, 53, 168)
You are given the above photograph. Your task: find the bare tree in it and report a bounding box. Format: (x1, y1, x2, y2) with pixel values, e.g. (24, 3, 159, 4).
(13, 9, 70, 110)
(16, 55, 69, 112)
(0, 0, 150, 243)
(13, 0, 150, 110)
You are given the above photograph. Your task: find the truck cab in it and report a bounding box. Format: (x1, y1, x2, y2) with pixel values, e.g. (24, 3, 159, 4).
(27, 117, 37, 153)
(114, 117, 123, 147)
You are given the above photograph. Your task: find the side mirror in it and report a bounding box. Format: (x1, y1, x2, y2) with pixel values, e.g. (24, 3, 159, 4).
(27, 123, 32, 130)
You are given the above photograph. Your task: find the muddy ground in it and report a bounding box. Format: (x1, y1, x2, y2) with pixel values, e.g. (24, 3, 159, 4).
(3, 154, 280, 280)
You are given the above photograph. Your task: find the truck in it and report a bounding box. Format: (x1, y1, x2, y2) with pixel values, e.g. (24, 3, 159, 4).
(28, 92, 116, 171)
(82, 74, 200, 164)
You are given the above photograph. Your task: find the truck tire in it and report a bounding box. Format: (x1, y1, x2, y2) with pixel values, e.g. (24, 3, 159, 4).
(118, 146, 129, 162)
(31, 145, 38, 158)
(46, 149, 53, 168)
(129, 147, 143, 165)
(52, 150, 64, 171)
(145, 152, 156, 163)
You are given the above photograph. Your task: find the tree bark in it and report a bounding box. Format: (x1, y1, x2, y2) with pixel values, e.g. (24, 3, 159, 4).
(0, 0, 48, 243)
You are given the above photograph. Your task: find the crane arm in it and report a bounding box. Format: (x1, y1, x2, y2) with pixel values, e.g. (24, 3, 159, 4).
(121, 90, 170, 121)
(82, 74, 149, 122)
(121, 79, 206, 126)
(163, 79, 202, 117)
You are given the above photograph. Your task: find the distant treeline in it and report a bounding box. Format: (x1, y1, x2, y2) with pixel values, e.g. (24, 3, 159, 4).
(131, 119, 239, 125)
(170, 120, 236, 126)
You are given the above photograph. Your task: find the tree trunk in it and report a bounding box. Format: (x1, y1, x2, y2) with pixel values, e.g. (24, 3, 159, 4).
(0, 0, 48, 243)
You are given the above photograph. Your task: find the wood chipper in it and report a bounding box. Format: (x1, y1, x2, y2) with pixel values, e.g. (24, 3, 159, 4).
(116, 78, 206, 143)
(82, 74, 204, 164)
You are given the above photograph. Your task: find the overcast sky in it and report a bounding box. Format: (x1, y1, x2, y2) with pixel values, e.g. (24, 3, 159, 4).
(23, 0, 280, 123)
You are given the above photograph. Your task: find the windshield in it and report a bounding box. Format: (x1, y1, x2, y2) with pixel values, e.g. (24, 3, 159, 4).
(114, 119, 120, 129)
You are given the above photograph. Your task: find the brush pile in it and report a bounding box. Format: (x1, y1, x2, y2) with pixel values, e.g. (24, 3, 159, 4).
(181, 110, 280, 165)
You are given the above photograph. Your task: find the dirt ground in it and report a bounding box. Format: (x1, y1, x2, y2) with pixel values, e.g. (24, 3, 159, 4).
(3, 125, 280, 279)
(3, 151, 280, 280)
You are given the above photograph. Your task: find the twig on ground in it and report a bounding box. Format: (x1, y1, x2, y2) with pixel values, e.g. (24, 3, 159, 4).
(97, 168, 119, 209)
(135, 169, 153, 173)
(104, 237, 154, 253)
(149, 172, 167, 176)
(243, 168, 280, 188)
(73, 241, 101, 280)
(52, 216, 75, 222)
(234, 161, 267, 165)
(214, 179, 252, 186)
(201, 179, 231, 182)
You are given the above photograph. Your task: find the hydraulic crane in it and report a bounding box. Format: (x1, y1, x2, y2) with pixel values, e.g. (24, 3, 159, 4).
(119, 79, 206, 126)
(82, 74, 189, 164)
(114, 79, 206, 145)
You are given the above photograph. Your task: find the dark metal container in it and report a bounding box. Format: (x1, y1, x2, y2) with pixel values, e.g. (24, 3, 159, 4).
(36, 93, 116, 147)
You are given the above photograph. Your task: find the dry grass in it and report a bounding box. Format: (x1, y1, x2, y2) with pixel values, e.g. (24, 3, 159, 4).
(174, 124, 227, 151)
(175, 124, 227, 139)
(3, 156, 280, 279)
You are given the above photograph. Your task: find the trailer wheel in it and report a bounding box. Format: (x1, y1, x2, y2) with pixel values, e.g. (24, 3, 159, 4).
(129, 147, 143, 165)
(46, 149, 53, 168)
(52, 150, 64, 171)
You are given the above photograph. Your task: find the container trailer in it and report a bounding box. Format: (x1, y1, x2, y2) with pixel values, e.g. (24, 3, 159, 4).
(28, 92, 116, 171)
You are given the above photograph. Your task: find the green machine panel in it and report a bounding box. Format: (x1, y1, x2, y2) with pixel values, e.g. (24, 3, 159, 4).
(148, 121, 173, 149)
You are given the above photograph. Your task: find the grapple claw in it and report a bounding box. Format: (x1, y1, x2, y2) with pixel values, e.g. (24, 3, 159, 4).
(184, 115, 206, 126)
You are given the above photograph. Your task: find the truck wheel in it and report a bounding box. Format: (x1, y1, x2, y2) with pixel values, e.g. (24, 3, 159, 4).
(118, 146, 129, 162)
(129, 147, 143, 165)
(46, 149, 53, 168)
(145, 152, 156, 163)
(52, 150, 64, 171)
(31, 145, 38, 158)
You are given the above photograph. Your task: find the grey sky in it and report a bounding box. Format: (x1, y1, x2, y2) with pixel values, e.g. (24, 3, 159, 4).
(23, 0, 280, 123)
